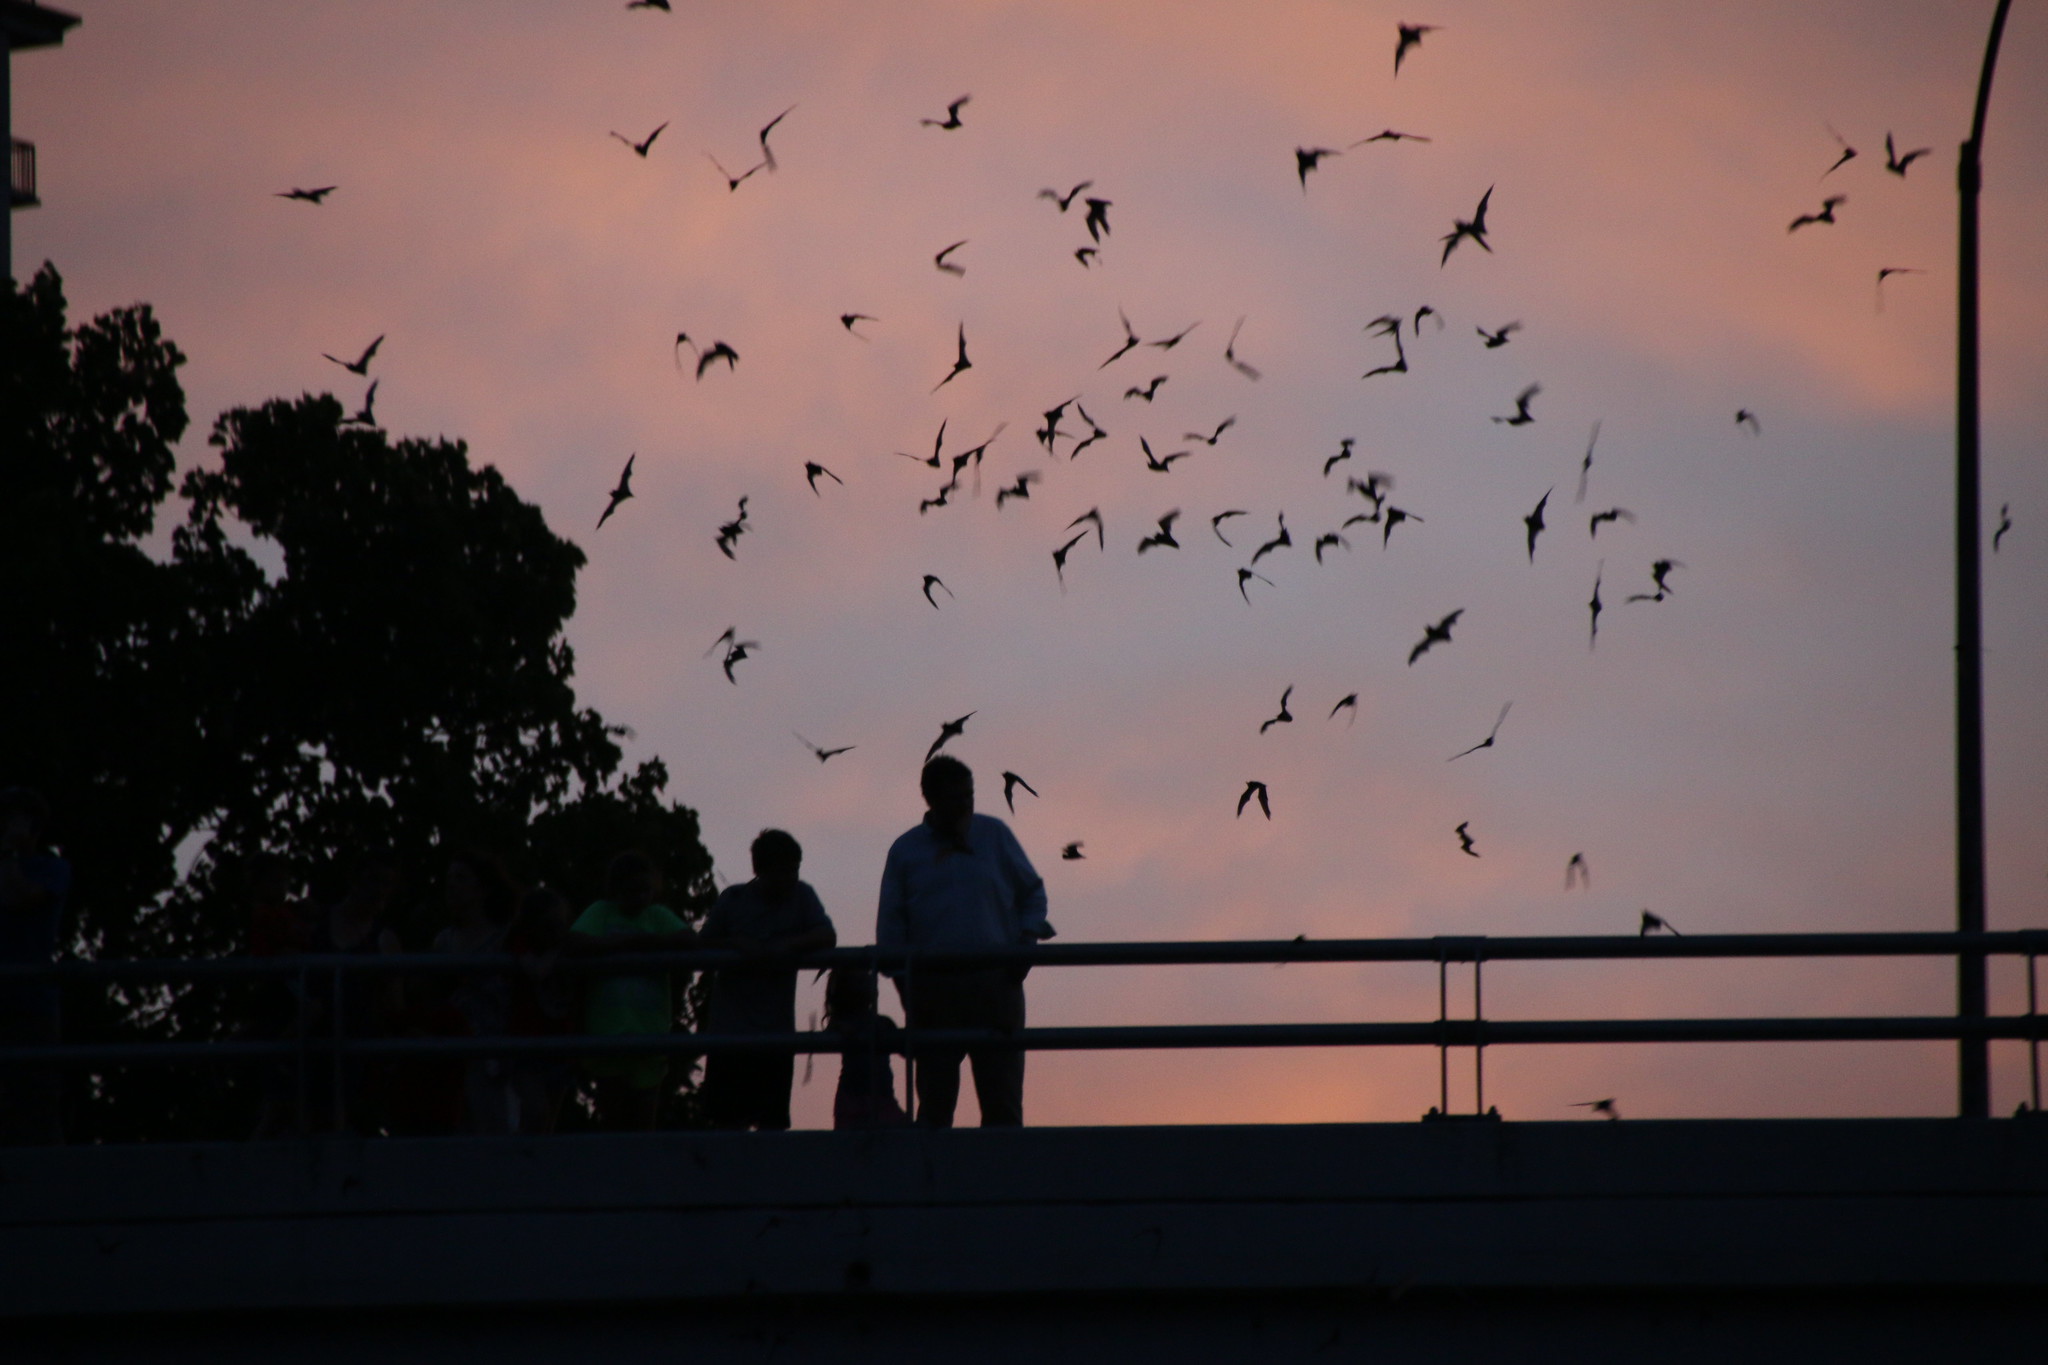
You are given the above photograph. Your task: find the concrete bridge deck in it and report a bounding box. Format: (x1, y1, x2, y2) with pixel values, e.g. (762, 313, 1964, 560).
(4, 1118, 2045, 1361)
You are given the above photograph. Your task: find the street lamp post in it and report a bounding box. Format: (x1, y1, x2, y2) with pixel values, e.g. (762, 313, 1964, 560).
(1955, 0, 2013, 1120)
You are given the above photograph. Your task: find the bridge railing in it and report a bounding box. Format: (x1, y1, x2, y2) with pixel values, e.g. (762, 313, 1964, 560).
(1, 931, 2041, 1124)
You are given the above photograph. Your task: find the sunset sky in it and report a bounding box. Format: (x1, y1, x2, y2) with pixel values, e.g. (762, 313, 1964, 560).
(17, 0, 2048, 1126)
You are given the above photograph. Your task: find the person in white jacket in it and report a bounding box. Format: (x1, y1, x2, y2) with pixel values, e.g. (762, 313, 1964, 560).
(876, 756, 1051, 1126)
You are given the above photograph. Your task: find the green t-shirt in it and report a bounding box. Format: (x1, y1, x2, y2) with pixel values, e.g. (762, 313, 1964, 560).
(572, 899, 686, 1087)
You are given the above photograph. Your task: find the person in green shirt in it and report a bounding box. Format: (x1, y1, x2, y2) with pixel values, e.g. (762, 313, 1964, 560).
(568, 850, 695, 1130)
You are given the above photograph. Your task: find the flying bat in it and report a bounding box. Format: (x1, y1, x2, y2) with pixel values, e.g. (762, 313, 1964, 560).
(757, 105, 795, 170)
(931, 323, 972, 392)
(1395, 22, 1439, 75)
(934, 240, 968, 276)
(1577, 419, 1601, 503)
(1565, 852, 1589, 890)
(1051, 530, 1089, 589)
(696, 342, 739, 379)
(1883, 131, 1930, 177)
(1061, 842, 1084, 860)
(1477, 321, 1521, 348)
(596, 453, 635, 530)
(1224, 317, 1262, 380)
(1068, 506, 1105, 549)
(1736, 409, 1761, 435)
(1407, 609, 1463, 665)
(921, 95, 971, 129)
(1136, 509, 1181, 554)
(804, 462, 843, 494)
(1640, 909, 1680, 936)
(1038, 179, 1093, 211)
(1820, 122, 1856, 178)
(995, 470, 1041, 508)
(610, 121, 668, 157)
(1329, 694, 1358, 724)
(1454, 821, 1478, 857)
(1083, 197, 1113, 242)
(341, 380, 378, 427)
(1100, 308, 1143, 369)
(706, 151, 765, 191)
(1237, 780, 1271, 820)
(921, 574, 953, 608)
(1259, 686, 1295, 734)
(1324, 438, 1354, 477)
(1140, 436, 1189, 471)
(1237, 567, 1275, 603)
(1211, 509, 1248, 545)
(716, 496, 751, 559)
(924, 711, 975, 764)
(1296, 146, 1341, 189)
(795, 733, 854, 763)
(1313, 532, 1349, 564)
(1440, 185, 1493, 265)
(1523, 489, 1553, 561)
(322, 334, 383, 376)
(1125, 375, 1168, 402)
(1588, 507, 1635, 538)
(1001, 771, 1038, 813)
(1250, 513, 1291, 564)
(1994, 503, 2012, 553)
(274, 185, 337, 204)
(1588, 561, 1605, 649)
(1788, 196, 1845, 232)
(1492, 382, 1540, 425)
(840, 312, 877, 338)
(1353, 129, 1431, 145)
(1448, 702, 1512, 761)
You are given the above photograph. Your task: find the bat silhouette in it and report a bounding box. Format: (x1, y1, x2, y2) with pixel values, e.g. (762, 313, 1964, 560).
(1788, 196, 1845, 232)
(275, 185, 337, 204)
(1185, 417, 1235, 446)
(1577, 419, 1601, 503)
(1324, 438, 1354, 477)
(1001, 771, 1038, 813)
(1052, 530, 1089, 589)
(1101, 308, 1143, 369)
(696, 342, 739, 379)
(925, 712, 975, 764)
(1449, 702, 1512, 760)
(1353, 128, 1431, 145)
(1477, 321, 1521, 348)
(1136, 510, 1181, 554)
(1083, 197, 1113, 242)
(1329, 694, 1358, 724)
(1884, 131, 1930, 177)
(795, 733, 854, 763)
(757, 105, 795, 170)
(1125, 376, 1168, 402)
(1259, 686, 1295, 734)
(804, 462, 843, 494)
(706, 151, 765, 191)
(715, 496, 750, 559)
(1296, 146, 1341, 189)
(1525, 490, 1551, 561)
(322, 334, 382, 376)
(1736, 409, 1761, 435)
(1640, 909, 1680, 936)
(1237, 567, 1274, 603)
(1820, 122, 1856, 178)
(1140, 436, 1190, 471)
(1068, 506, 1105, 550)
(1454, 821, 1478, 857)
(1407, 609, 1463, 665)
(1626, 558, 1684, 603)
(1994, 503, 2012, 553)
(932, 324, 972, 392)
(1237, 780, 1271, 819)
(1589, 507, 1635, 538)
(596, 453, 635, 530)
(934, 240, 968, 276)
(1212, 510, 1248, 546)
(1038, 180, 1093, 211)
(840, 312, 877, 338)
(1069, 403, 1108, 458)
(341, 380, 378, 427)
(921, 574, 953, 608)
(1588, 561, 1604, 649)
(921, 95, 970, 129)
(1061, 842, 1085, 860)
(1224, 317, 1262, 380)
(1250, 513, 1291, 564)
(995, 470, 1041, 508)
(1313, 532, 1349, 564)
(610, 122, 668, 157)
(1492, 382, 1540, 425)
(1395, 22, 1439, 75)
(1565, 852, 1589, 890)
(1440, 186, 1493, 265)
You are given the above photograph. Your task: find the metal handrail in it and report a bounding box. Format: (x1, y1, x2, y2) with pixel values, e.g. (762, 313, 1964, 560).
(3, 931, 2041, 1120)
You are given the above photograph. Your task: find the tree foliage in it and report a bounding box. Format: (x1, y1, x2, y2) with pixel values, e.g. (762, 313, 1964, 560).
(3, 265, 716, 1139)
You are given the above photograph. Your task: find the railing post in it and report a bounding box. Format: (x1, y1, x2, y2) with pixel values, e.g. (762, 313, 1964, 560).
(330, 963, 346, 1134)
(1473, 948, 1486, 1116)
(2028, 952, 2040, 1114)
(294, 963, 310, 1137)
(1435, 945, 1449, 1116)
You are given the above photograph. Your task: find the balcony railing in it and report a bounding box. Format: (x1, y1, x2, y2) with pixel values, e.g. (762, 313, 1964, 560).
(10, 139, 36, 208)
(2, 931, 2042, 1128)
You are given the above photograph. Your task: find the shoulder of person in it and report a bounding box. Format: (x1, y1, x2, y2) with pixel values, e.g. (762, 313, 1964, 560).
(969, 812, 1019, 843)
(641, 901, 687, 934)
(571, 900, 617, 932)
(885, 824, 931, 857)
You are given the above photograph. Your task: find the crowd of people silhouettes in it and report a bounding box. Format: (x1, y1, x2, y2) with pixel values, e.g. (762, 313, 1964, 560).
(0, 758, 1049, 1142)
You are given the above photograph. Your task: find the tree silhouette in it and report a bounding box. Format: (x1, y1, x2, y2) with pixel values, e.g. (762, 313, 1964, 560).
(3, 266, 715, 1139)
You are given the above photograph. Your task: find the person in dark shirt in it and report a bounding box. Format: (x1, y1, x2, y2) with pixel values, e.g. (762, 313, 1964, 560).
(698, 829, 836, 1130)
(826, 966, 908, 1130)
(0, 787, 70, 1144)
